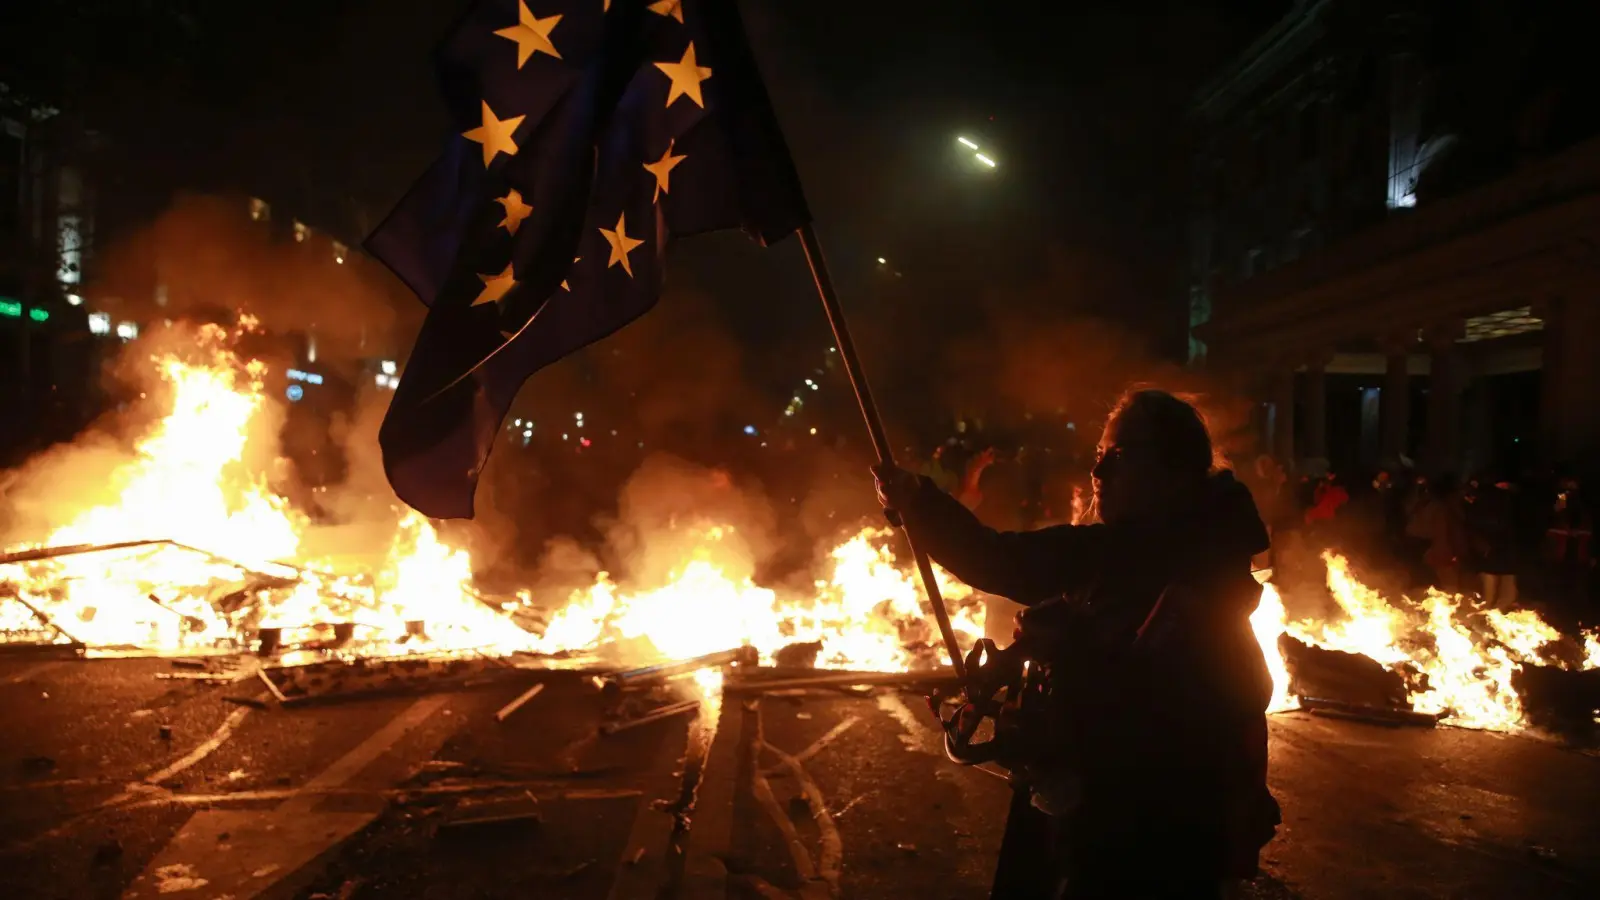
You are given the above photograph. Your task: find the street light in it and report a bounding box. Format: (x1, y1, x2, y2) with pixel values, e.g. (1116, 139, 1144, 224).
(955, 135, 997, 170)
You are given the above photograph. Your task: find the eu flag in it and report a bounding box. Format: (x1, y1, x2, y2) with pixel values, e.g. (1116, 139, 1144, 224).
(368, 0, 810, 519)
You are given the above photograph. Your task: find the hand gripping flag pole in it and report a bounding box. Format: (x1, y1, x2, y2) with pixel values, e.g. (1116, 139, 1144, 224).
(797, 225, 966, 679)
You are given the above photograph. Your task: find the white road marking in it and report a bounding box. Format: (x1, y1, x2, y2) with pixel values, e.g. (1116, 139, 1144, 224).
(124, 694, 454, 900)
(112, 783, 642, 811)
(761, 729, 842, 898)
(752, 766, 817, 881)
(144, 706, 253, 785)
(279, 694, 448, 814)
(0, 660, 66, 686)
(875, 692, 937, 754)
(763, 715, 859, 775)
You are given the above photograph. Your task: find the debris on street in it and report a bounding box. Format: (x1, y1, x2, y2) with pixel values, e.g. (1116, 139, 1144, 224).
(494, 681, 546, 722)
(600, 699, 702, 736)
(726, 668, 959, 694)
(599, 646, 758, 696)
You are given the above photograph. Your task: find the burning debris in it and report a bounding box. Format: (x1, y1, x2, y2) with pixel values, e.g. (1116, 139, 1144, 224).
(0, 318, 984, 678)
(3, 317, 1596, 741)
(1257, 552, 1600, 732)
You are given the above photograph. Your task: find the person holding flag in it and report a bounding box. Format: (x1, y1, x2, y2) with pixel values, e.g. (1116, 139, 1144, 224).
(876, 389, 1281, 899)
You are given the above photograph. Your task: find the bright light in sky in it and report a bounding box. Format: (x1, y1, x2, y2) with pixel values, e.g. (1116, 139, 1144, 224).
(957, 136, 978, 150)
(975, 153, 997, 168)
(876, 256, 886, 264)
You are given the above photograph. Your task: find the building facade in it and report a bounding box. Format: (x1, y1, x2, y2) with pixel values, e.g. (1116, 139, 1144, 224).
(1188, 0, 1600, 477)
(1, 86, 104, 465)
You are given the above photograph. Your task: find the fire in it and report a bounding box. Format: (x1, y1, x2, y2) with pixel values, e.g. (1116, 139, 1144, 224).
(1247, 581, 1296, 714)
(0, 319, 983, 674)
(0, 321, 532, 659)
(7, 317, 1587, 734)
(530, 525, 983, 671)
(1248, 551, 1599, 731)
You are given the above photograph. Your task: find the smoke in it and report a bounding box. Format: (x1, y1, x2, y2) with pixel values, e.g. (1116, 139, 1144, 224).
(898, 246, 1255, 468)
(87, 192, 416, 353)
(0, 191, 442, 561)
(515, 453, 782, 606)
(293, 387, 422, 565)
(942, 311, 1253, 465)
(0, 321, 289, 546)
(499, 288, 768, 459)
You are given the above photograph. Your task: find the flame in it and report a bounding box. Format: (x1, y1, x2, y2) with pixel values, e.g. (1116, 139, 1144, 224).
(1248, 581, 1297, 714)
(0, 320, 983, 676)
(530, 525, 983, 671)
(14, 319, 1586, 735)
(1248, 552, 1598, 731)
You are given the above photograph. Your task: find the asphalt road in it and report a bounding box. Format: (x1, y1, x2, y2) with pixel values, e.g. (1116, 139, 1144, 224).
(1, 655, 1598, 900)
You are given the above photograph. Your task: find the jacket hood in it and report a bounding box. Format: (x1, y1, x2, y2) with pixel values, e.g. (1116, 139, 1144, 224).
(1191, 470, 1271, 560)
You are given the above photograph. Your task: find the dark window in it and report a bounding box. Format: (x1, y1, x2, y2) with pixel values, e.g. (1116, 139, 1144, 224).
(0, 127, 21, 242)
(1299, 103, 1322, 161)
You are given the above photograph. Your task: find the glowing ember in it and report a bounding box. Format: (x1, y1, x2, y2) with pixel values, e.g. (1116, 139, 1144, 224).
(1248, 551, 1599, 731)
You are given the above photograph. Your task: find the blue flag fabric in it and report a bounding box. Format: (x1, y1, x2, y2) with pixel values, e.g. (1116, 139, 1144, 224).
(368, 0, 810, 519)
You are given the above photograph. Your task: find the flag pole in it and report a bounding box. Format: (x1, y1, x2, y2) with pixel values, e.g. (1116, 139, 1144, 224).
(797, 224, 967, 679)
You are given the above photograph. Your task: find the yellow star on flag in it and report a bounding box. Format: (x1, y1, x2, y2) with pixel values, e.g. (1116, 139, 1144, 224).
(496, 189, 533, 235)
(472, 262, 518, 307)
(562, 256, 580, 291)
(495, 2, 562, 67)
(653, 43, 712, 109)
(599, 214, 645, 278)
(642, 140, 686, 203)
(648, 0, 684, 23)
(463, 101, 525, 166)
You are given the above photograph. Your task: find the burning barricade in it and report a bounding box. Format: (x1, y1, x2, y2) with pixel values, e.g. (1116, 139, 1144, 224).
(0, 320, 985, 724)
(2, 316, 1597, 741)
(1254, 552, 1600, 734)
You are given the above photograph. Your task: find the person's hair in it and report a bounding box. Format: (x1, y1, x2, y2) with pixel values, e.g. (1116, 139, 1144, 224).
(1075, 389, 1216, 526)
(1104, 389, 1216, 478)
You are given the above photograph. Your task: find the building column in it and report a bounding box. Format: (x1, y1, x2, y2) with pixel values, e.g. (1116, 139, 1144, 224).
(1461, 359, 1493, 476)
(1540, 296, 1600, 463)
(1271, 366, 1296, 466)
(1425, 322, 1466, 475)
(1304, 354, 1331, 463)
(1379, 333, 1414, 464)
(1537, 298, 1564, 462)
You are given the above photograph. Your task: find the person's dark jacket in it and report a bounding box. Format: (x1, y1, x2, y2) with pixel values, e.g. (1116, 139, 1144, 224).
(1469, 486, 1518, 575)
(895, 469, 1279, 882)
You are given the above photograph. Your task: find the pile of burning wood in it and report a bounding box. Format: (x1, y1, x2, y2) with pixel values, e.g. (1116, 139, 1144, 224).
(8, 534, 1594, 742)
(0, 538, 507, 659)
(2, 536, 960, 735)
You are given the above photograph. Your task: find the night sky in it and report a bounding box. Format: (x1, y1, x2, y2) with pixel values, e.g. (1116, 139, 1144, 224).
(4, 0, 1289, 354)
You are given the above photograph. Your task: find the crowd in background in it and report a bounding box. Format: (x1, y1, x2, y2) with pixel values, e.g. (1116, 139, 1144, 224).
(912, 423, 1596, 629)
(1242, 455, 1596, 624)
